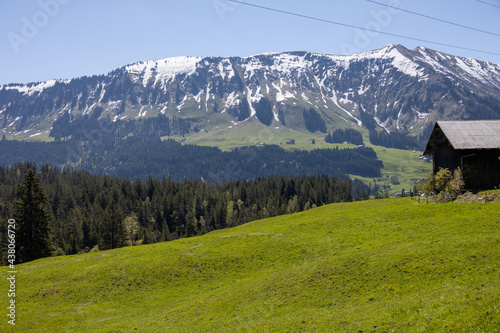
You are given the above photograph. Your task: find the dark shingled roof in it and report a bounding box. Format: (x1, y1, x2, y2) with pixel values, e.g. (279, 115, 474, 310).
(424, 120, 500, 155)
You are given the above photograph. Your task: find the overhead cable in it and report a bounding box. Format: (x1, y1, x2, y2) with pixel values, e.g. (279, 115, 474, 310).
(367, 0, 500, 38)
(229, 0, 500, 57)
(477, 0, 500, 10)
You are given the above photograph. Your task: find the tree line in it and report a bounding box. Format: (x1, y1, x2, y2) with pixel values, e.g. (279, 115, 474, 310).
(0, 134, 383, 182)
(0, 163, 360, 264)
(325, 128, 364, 145)
(368, 129, 420, 150)
(50, 113, 194, 140)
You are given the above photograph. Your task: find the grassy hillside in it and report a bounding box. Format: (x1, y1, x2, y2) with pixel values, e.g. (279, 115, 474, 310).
(3, 199, 499, 332)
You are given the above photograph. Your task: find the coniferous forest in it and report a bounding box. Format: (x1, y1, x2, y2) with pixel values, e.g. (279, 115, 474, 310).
(325, 128, 364, 145)
(0, 137, 382, 181)
(368, 129, 422, 150)
(0, 115, 383, 181)
(0, 163, 365, 264)
(0, 115, 384, 263)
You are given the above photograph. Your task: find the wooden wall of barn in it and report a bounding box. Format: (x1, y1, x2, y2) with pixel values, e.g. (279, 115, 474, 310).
(462, 149, 500, 189)
(433, 147, 500, 189)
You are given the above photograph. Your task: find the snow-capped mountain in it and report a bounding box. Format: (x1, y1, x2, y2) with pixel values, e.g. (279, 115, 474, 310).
(2, 44, 500, 139)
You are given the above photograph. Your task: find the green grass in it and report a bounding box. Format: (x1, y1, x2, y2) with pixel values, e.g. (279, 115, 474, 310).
(9, 133, 54, 142)
(2, 199, 499, 332)
(334, 128, 431, 194)
(478, 189, 500, 196)
(350, 144, 430, 195)
(166, 119, 334, 151)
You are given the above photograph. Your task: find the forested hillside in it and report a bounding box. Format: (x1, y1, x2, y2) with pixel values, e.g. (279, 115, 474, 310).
(0, 163, 362, 263)
(0, 114, 383, 181)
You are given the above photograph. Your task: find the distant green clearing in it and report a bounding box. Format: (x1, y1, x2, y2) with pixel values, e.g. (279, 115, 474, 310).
(350, 144, 430, 195)
(171, 125, 431, 195)
(3, 199, 499, 332)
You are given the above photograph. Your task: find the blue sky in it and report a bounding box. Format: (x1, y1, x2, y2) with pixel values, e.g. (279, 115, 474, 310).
(1, 0, 499, 85)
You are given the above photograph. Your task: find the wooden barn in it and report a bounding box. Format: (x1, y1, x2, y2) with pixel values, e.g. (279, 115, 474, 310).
(423, 120, 500, 189)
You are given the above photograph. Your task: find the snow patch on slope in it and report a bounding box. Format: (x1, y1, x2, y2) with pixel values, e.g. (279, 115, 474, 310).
(125, 56, 201, 87)
(313, 74, 362, 126)
(3, 79, 68, 96)
(374, 116, 390, 133)
(415, 47, 500, 89)
(454, 57, 500, 89)
(326, 45, 424, 77)
(270, 53, 308, 74)
(222, 92, 240, 113)
(218, 59, 235, 80)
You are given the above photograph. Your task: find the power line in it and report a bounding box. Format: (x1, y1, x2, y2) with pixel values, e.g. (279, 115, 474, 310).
(228, 0, 500, 57)
(367, 0, 500, 38)
(477, 0, 500, 9)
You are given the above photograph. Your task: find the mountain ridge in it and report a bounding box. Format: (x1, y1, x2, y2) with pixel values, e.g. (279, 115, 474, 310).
(1, 44, 500, 141)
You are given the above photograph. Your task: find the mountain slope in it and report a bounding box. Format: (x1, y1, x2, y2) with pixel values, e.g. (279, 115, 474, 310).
(1, 44, 500, 140)
(2, 199, 499, 332)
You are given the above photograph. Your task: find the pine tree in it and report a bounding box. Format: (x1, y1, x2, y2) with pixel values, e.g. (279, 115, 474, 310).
(13, 169, 52, 263)
(100, 200, 126, 250)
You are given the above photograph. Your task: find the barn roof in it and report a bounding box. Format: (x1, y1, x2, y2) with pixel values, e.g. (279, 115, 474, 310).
(424, 120, 500, 155)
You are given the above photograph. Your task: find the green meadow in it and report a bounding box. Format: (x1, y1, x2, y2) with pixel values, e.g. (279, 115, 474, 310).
(2, 198, 499, 332)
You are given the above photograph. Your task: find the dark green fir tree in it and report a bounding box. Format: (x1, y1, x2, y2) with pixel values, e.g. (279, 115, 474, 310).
(100, 200, 126, 250)
(13, 169, 52, 263)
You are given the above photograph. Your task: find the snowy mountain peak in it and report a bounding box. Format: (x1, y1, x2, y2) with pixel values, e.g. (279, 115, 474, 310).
(1, 79, 70, 96)
(331, 44, 423, 77)
(1, 45, 500, 140)
(124, 56, 202, 87)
